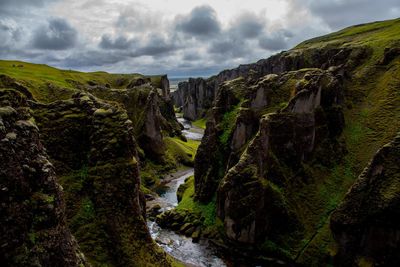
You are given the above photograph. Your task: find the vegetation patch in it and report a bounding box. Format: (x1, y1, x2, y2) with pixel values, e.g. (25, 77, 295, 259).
(176, 176, 216, 227)
(192, 117, 207, 129)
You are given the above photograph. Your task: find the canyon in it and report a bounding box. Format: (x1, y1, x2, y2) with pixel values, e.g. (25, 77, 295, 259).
(1, 18, 400, 267)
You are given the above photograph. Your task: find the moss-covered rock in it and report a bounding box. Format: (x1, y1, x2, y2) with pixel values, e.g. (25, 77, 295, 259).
(31, 92, 171, 266)
(0, 89, 88, 267)
(331, 133, 400, 266)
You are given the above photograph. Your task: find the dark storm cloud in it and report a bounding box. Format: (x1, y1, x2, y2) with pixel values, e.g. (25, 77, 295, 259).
(307, 0, 400, 29)
(99, 35, 137, 50)
(231, 12, 265, 39)
(258, 31, 290, 51)
(131, 35, 179, 57)
(175, 5, 221, 36)
(64, 50, 128, 67)
(32, 18, 77, 50)
(208, 38, 247, 58)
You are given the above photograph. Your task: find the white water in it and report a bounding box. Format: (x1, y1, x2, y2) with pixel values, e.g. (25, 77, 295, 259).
(147, 117, 226, 267)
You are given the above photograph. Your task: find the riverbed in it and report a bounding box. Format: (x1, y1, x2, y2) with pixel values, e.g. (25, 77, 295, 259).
(146, 117, 226, 267)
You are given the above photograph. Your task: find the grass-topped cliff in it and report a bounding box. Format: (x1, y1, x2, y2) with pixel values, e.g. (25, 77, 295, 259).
(0, 60, 194, 266)
(0, 60, 167, 102)
(170, 18, 400, 266)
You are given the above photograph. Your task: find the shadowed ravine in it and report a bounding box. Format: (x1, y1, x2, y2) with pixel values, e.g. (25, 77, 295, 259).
(146, 117, 226, 267)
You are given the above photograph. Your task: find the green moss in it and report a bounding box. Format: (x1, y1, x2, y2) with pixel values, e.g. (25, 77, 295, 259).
(261, 239, 292, 259)
(176, 176, 217, 226)
(164, 136, 200, 165)
(192, 117, 207, 129)
(219, 104, 241, 146)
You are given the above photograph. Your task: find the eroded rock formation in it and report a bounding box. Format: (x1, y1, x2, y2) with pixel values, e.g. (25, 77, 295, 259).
(31, 92, 171, 266)
(171, 46, 367, 120)
(0, 89, 88, 267)
(331, 133, 400, 266)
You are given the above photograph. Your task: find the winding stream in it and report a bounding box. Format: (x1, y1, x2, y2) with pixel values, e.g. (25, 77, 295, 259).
(146, 116, 226, 267)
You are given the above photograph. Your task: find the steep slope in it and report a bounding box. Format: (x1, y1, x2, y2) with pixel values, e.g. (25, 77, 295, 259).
(30, 93, 171, 266)
(331, 133, 400, 266)
(182, 18, 400, 265)
(0, 89, 88, 267)
(0, 64, 184, 266)
(0, 61, 191, 186)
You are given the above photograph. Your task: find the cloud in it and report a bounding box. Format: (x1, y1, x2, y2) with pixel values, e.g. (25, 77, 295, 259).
(64, 50, 127, 67)
(175, 5, 221, 36)
(258, 31, 291, 51)
(306, 0, 400, 29)
(230, 12, 266, 39)
(208, 38, 247, 58)
(0, 0, 59, 16)
(99, 35, 136, 50)
(116, 6, 160, 32)
(32, 18, 77, 50)
(2, 0, 400, 77)
(0, 20, 21, 49)
(131, 35, 179, 57)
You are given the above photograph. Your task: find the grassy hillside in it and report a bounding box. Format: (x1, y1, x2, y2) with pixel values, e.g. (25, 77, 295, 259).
(0, 60, 162, 102)
(296, 18, 400, 61)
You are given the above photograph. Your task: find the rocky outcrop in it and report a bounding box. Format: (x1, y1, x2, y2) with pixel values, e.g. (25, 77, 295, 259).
(160, 75, 170, 100)
(191, 18, 400, 266)
(172, 46, 367, 120)
(195, 69, 344, 202)
(87, 84, 181, 162)
(217, 69, 345, 246)
(141, 90, 166, 159)
(172, 78, 215, 120)
(0, 89, 88, 267)
(127, 77, 151, 88)
(331, 133, 400, 266)
(30, 92, 171, 266)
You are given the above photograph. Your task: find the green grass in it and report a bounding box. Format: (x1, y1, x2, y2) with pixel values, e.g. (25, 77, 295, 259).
(192, 117, 207, 129)
(296, 18, 400, 64)
(0, 60, 165, 102)
(177, 176, 217, 226)
(165, 137, 200, 161)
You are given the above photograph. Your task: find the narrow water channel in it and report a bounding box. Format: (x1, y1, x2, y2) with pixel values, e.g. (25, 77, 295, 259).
(146, 116, 226, 267)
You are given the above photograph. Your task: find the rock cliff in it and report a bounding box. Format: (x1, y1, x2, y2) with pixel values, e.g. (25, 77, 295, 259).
(30, 92, 170, 266)
(192, 18, 400, 265)
(331, 133, 400, 266)
(0, 89, 88, 267)
(0, 67, 177, 266)
(171, 45, 367, 120)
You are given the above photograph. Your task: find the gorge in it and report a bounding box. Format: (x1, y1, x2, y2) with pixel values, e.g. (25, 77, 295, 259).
(1, 16, 400, 267)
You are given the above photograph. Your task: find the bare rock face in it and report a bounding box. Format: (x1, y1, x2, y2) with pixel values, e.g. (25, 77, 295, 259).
(0, 89, 88, 267)
(331, 133, 400, 266)
(172, 78, 215, 120)
(87, 84, 181, 162)
(160, 74, 171, 100)
(141, 90, 166, 160)
(218, 113, 316, 244)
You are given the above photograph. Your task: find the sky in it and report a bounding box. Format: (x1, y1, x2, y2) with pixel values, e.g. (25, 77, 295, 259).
(1, 0, 399, 77)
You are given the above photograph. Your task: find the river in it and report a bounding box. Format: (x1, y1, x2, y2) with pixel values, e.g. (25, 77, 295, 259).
(146, 116, 226, 267)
